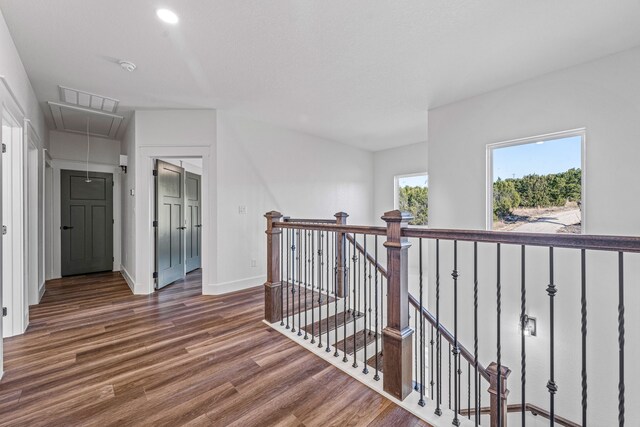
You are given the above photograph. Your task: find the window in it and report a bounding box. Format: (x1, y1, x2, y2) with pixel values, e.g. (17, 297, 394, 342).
(488, 131, 584, 234)
(395, 173, 428, 226)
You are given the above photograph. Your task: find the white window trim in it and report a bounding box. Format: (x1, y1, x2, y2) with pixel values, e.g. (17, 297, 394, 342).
(485, 128, 587, 233)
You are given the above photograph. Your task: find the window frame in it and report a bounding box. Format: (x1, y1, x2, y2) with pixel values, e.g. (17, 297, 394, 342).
(485, 128, 586, 233)
(394, 172, 429, 227)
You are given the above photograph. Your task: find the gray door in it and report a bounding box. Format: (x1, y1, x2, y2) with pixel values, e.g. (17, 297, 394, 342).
(155, 160, 185, 288)
(185, 171, 201, 273)
(60, 170, 113, 276)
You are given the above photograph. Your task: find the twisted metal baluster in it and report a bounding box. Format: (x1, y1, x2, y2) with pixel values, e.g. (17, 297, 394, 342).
(521, 245, 526, 427)
(581, 249, 587, 427)
(286, 228, 290, 329)
(618, 252, 625, 427)
(467, 360, 471, 420)
(333, 232, 340, 358)
(435, 239, 442, 416)
(452, 240, 460, 426)
(473, 242, 479, 426)
(546, 247, 557, 425)
(308, 231, 313, 340)
(325, 231, 331, 352)
(280, 230, 284, 326)
(419, 239, 425, 407)
(430, 325, 435, 400)
(352, 233, 358, 369)
(303, 231, 309, 339)
(414, 309, 419, 391)
(342, 238, 349, 363)
(374, 235, 380, 381)
(363, 235, 369, 374)
(449, 342, 452, 410)
(291, 229, 297, 334)
(497, 243, 502, 427)
(317, 231, 323, 348)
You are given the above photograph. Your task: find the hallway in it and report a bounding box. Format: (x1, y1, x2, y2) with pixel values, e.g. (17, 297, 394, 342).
(0, 272, 426, 426)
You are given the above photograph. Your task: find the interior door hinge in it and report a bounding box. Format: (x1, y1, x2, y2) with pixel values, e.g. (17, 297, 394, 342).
(1, 143, 6, 153)
(152, 220, 158, 227)
(153, 272, 158, 279)
(2, 225, 7, 235)
(2, 307, 7, 317)
(152, 170, 158, 177)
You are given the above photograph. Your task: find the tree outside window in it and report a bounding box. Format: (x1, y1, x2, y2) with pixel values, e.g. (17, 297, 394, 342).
(396, 174, 428, 226)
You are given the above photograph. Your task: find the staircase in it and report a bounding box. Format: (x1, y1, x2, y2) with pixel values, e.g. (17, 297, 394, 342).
(262, 211, 635, 426)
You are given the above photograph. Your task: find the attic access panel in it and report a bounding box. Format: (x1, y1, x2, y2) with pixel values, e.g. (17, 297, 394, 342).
(48, 101, 123, 139)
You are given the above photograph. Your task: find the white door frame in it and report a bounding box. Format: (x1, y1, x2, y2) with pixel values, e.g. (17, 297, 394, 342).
(135, 145, 215, 294)
(50, 160, 122, 280)
(1, 104, 26, 338)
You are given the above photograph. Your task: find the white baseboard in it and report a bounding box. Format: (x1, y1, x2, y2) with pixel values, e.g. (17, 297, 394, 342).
(38, 283, 46, 302)
(203, 275, 265, 295)
(120, 266, 136, 293)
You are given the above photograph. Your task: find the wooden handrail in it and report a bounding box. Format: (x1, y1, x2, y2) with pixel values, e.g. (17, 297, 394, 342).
(283, 217, 335, 224)
(278, 220, 640, 253)
(408, 293, 490, 382)
(403, 227, 640, 253)
(460, 403, 580, 427)
(346, 233, 388, 278)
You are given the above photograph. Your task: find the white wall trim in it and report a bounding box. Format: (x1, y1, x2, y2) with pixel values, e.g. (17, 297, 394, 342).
(203, 275, 265, 295)
(50, 159, 122, 279)
(38, 282, 45, 302)
(120, 266, 135, 294)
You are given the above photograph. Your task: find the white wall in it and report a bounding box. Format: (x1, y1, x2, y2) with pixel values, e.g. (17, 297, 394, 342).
(215, 112, 374, 293)
(373, 141, 428, 224)
(121, 114, 136, 290)
(427, 47, 640, 425)
(0, 10, 49, 371)
(49, 130, 121, 165)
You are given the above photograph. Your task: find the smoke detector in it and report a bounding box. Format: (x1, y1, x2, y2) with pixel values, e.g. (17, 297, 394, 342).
(119, 60, 137, 72)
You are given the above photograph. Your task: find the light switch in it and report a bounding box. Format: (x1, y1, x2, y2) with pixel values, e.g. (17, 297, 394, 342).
(238, 206, 247, 214)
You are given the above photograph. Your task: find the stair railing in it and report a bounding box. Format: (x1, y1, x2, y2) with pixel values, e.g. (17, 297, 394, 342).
(264, 210, 640, 427)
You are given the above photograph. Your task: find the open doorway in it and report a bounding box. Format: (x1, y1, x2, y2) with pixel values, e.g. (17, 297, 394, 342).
(154, 158, 202, 290)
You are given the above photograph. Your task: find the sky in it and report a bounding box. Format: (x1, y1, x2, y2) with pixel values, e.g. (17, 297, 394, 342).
(398, 174, 428, 187)
(493, 135, 582, 182)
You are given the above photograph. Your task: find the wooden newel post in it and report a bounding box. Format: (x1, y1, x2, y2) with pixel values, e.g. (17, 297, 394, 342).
(264, 211, 283, 323)
(334, 212, 349, 298)
(487, 362, 511, 427)
(382, 210, 414, 401)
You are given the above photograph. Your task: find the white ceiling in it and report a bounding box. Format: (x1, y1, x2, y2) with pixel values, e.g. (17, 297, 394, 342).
(2, 1, 640, 151)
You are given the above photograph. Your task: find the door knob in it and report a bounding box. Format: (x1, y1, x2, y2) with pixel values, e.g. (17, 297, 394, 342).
(61, 225, 74, 230)
(195, 224, 202, 228)
(177, 226, 187, 230)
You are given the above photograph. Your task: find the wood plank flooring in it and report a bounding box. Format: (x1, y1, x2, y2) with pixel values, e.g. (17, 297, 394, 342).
(0, 271, 429, 426)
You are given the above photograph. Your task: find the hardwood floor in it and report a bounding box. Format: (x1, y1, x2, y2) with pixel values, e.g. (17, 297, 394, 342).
(0, 271, 429, 426)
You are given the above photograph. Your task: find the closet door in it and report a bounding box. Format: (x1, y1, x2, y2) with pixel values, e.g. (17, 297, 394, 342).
(155, 160, 185, 288)
(185, 171, 201, 273)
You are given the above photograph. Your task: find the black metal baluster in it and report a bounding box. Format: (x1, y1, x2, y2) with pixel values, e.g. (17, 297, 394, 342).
(419, 239, 425, 406)
(334, 232, 340, 358)
(430, 324, 435, 400)
(547, 247, 557, 425)
(581, 249, 587, 427)
(374, 235, 380, 381)
(317, 232, 323, 348)
(286, 228, 290, 329)
(497, 243, 502, 427)
(326, 232, 332, 353)
(291, 229, 297, 334)
(468, 360, 471, 420)
(521, 245, 526, 427)
(280, 230, 284, 326)
(453, 240, 460, 426)
(473, 242, 479, 426)
(618, 251, 625, 427)
(352, 233, 358, 369)
(343, 236, 349, 363)
(435, 239, 442, 416)
(363, 235, 369, 374)
(309, 231, 315, 341)
(303, 231, 309, 339)
(414, 309, 419, 391)
(449, 342, 452, 410)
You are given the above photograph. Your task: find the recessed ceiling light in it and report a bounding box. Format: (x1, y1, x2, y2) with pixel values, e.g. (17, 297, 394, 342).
(156, 8, 179, 24)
